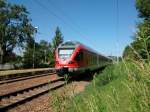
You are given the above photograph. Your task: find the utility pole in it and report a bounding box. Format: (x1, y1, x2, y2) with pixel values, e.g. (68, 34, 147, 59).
(44, 50, 46, 63)
(0, 35, 4, 64)
(33, 27, 38, 68)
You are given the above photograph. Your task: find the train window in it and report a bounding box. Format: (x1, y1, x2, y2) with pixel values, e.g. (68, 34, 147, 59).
(58, 48, 74, 60)
(61, 42, 75, 46)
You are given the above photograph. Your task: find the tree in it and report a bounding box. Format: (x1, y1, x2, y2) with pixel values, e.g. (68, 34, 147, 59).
(123, 0, 150, 61)
(136, 0, 150, 20)
(38, 40, 51, 65)
(123, 45, 133, 59)
(50, 27, 63, 67)
(134, 0, 150, 60)
(23, 26, 65, 68)
(0, 0, 35, 64)
(23, 38, 34, 68)
(23, 40, 52, 68)
(52, 27, 63, 51)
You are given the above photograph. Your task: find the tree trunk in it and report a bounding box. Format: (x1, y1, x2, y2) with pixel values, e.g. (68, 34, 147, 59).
(0, 45, 3, 64)
(0, 45, 6, 64)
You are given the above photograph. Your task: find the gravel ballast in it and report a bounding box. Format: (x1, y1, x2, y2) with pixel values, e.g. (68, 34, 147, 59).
(0, 74, 58, 96)
(7, 80, 90, 112)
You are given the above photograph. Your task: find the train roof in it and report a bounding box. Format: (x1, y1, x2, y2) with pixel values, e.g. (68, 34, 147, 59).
(59, 41, 80, 46)
(58, 40, 111, 60)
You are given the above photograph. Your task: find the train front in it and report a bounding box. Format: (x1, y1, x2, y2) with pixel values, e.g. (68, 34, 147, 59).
(55, 41, 80, 76)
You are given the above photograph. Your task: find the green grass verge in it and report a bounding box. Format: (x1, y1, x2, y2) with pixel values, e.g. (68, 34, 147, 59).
(51, 61, 150, 112)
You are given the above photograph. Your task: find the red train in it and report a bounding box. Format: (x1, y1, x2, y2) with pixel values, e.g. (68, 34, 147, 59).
(55, 41, 112, 76)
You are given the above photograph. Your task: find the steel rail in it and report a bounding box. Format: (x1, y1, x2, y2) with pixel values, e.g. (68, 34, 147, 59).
(0, 77, 64, 100)
(0, 72, 56, 85)
(0, 78, 65, 111)
(0, 69, 56, 81)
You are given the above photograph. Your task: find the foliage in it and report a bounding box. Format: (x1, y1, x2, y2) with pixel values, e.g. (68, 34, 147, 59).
(52, 27, 63, 51)
(47, 26, 64, 67)
(136, 0, 150, 19)
(23, 40, 52, 68)
(0, 0, 64, 68)
(23, 26, 64, 68)
(123, 45, 134, 59)
(52, 61, 149, 112)
(0, 0, 35, 64)
(123, 0, 150, 60)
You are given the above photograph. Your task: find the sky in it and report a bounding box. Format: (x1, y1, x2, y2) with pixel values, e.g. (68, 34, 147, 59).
(8, 0, 138, 56)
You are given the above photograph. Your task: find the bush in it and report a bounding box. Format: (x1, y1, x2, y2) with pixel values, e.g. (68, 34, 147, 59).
(51, 61, 150, 112)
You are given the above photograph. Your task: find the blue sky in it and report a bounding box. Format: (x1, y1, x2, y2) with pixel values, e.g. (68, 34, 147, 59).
(8, 0, 138, 56)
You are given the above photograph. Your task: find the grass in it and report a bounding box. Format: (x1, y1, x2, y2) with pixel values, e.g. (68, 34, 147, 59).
(50, 61, 150, 112)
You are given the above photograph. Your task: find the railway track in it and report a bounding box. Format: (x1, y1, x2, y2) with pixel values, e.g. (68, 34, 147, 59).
(0, 72, 55, 85)
(0, 77, 65, 111)
(0, 68, 55, 81)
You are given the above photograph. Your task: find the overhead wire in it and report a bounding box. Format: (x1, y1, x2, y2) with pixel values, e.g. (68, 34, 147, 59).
(47, 0, 86, 36)
(34, 0, 96, 46)
(115, 0, 120, 58)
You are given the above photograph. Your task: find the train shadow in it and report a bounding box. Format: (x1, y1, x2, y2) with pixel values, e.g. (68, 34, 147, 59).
(70, 66, 106, 82)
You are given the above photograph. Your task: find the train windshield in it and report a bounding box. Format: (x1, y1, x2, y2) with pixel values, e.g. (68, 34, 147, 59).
(58, 48, 74, 60)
